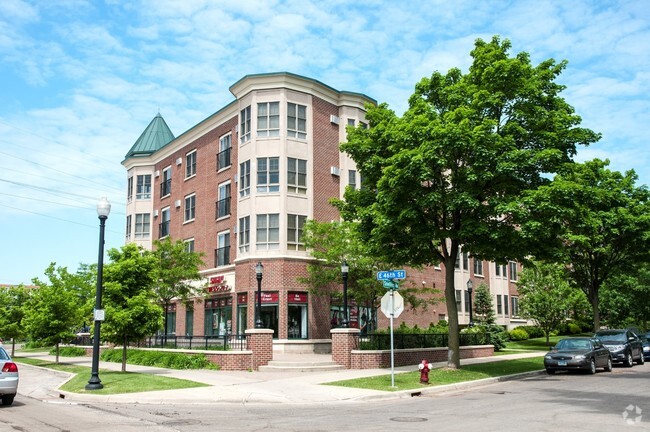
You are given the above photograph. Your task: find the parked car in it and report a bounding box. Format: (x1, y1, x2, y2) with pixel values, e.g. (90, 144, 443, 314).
(594, 329, 644, 367)
(641, 332, 650, 361)
(544, 337, 612, 375)
(0, 345, 19, 406)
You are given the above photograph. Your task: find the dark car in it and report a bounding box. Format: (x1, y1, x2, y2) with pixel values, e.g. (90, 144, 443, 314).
(641, 332, 650, 361)
(594, 329, 644, 367)
(544, 337, 612, 375)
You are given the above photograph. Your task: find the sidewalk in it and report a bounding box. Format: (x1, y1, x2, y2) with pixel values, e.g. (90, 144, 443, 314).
(15, 351, 545, 405)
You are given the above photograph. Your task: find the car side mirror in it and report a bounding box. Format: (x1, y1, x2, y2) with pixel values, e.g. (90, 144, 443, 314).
(629, 337, 636, 341)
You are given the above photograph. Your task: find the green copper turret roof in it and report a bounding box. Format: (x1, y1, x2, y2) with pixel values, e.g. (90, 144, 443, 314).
(124, 113, 175, 160)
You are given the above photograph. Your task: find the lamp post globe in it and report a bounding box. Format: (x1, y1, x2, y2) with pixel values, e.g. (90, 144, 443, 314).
(340, 260, 349, 328)
(466, 279, 474, 328)
(255, 261, 264, 329)
(86, 197, 110, 390)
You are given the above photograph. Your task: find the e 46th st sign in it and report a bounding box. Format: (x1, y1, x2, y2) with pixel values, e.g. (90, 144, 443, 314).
(376, 270, 406, 280)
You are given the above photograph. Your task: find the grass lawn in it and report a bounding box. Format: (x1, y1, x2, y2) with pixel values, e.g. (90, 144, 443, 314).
(497, 334, 593, 355)
(14, 357, 209, 395)
(323, 357, 544, 392)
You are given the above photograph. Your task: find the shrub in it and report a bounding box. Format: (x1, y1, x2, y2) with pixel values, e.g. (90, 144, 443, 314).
(517, 326, 544, 338)
(100, 349, 219, 370)
(508, 328, 530, 341)
(51, 346, 87, 357)
(567, 322, 582, 334)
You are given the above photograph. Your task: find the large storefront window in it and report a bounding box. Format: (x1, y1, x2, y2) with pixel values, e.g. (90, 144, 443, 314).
(237, 293, 248, 334)
(330, 299, 375, 335)
(260, 291, 279, 338)
(204, 297, 232, 336)
(287, 292, 308, 339)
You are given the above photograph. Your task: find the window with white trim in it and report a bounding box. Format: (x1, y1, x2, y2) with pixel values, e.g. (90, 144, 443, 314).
(240, 106, 251, 143)
(287, 102, 307, 139)
(455, 289, 462, 311)
(184, 238, 194, 253)
(256, 213, 279, 250)
(257, 102, 279, 137)
(125, 214, 132, 240)
(509, 261, 518, 281)
(497, 295, 503, 314)
(217, 134, 232, 170)
(511, 296, 519, 317)
(473, 257, 483, 276)
(161, 167, 172, 197)
(504, 295, 509, 315)
(186, 150, 197, 178)
(160, 207, 170, 238)
(135, 213, 150, 239)
(239, 216, 250, 252)
(216, 231, 230, 267)
(257, 157, 279, 193)
(287, 214, 307, 251)
(239, 160, 250, 197)
(348, 170, 357, 189)
(127, 177, 133, 202)
(136, 174, 152, 199)
(287, 157, 307, 194)
(217, 182, 231, 219)
(184, 194, 196, 222)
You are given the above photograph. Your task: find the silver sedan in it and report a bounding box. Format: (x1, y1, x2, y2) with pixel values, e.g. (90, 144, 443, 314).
(0, 345, 19, 406)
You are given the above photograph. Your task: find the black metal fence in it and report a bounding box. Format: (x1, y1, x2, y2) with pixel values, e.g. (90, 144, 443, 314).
(357, 332, 491, 350)
(132, 334, 248, 351)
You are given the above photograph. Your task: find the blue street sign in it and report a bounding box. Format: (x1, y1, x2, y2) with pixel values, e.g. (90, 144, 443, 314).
(377, 270, 406, 280)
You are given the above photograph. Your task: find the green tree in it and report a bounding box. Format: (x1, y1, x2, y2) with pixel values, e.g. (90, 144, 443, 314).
(517, 262, 573, 346)
(337, 36, 598, 368)
(0, 285, 29, 356)
(102, 243, 163, 371)
(472, 283, 495, 325)
(600, 264, 650, 330)
(525, 159, 650, 331)
(152, 238, 205, 338)
(25, 264, 85, 362)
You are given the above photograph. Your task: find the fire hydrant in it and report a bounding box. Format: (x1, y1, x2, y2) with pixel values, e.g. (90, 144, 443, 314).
(418, 359, 433, 384)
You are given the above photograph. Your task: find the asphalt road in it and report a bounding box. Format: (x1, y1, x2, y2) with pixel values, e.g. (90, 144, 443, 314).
(1, 363, 648, 432)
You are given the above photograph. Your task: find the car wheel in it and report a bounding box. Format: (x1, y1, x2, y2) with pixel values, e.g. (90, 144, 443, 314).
(637, 352, 645, 365)
(625, 351, 634, 367)
(605, 357, 613, 372)
(546, 368, 556, 375)
(1, 394, 14, 406)
(589, 358, 596, 374)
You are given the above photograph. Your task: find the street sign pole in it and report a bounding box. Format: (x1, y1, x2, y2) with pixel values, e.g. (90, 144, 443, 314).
(390, 289, 395, 388)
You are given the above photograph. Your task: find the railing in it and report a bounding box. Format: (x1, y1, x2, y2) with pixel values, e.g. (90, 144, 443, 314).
(214, 245, 230, 267)
(133, 334, 248, 351)
(215, 197, 231, 219)
(160, 179, 171, 197)
(357, 332, 491, 350)
(217, 147, 231, 170)
(159, 220, 170, 238)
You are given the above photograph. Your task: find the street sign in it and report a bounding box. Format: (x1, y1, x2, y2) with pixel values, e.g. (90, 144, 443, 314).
(380, 291, 404, 318)
(376, 270, 406, 280)
(382, 280, 399, 290)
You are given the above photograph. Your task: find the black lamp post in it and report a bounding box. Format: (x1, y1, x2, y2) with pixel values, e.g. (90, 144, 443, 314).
(86, 196, 110, 390)
(467, 279, 474, 328)
(340, 260, 349, 328)
(255, 261, 264, 328)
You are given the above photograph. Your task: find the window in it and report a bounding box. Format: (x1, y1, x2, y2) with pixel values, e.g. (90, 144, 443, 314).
(125, 215, 132, 240)
(240, 106, 251, 143)
(216, 231, 230, 267)
(287, 157, 307, 194)
(136, 175, 152, 199)
(217, 134, 232, 170)
(257, 102, 279, 137)
(359, 121, 368, 129)
(161, 167, 172, 197)
(497, 295, 503, 314)
(135, 213, 150, 239)
(216, 182, 231, 219)
(239, 160, 250, 197)
(473, 258, 483, 276)
(287, 214, 307, 251)
(184, 238, 194, 253)
(238, 216, 250, 252)
(287, 102, 307, 139)
(257, 157, 279, 193)
(455, 254, 460, 269)
(185, 150, 197, 178)
(127, 177, 133, 202)
(348, 170, 357, 189)
(464, 290, 471, 314)
(347, 118, 355, 127)
(509, 261, 518, 281)
(511, 296, 519, 317)
(159, 208, 170, 238)
(184, 194, 196, 222)
(495, 263, 501, 277)
(504, 295, 509, 315)
(256, 214, 280, 250)
(455, 289, 462, 311)
(463, 252, 469, 270)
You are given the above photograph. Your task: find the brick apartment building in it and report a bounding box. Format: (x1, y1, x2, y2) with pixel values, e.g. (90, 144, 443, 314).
(122, 72, 525, 353)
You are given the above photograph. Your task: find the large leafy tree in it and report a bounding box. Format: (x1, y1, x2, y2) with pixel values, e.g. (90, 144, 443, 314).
(517, 262, 574, 346)
(526, 159, 650, 331)
(600, 264, 650, 330)
(151, 237, 205, 337)
(102, 243, 163, 372)
(337, 36, 599, 368)
(0, 285, 29, 356)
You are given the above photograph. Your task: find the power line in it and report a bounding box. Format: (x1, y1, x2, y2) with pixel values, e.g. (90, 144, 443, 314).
(0, 177, 124, 205)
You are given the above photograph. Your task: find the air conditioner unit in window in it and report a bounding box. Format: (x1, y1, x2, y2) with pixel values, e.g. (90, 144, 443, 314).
(154, 170, 160, 177)
(330, 166, 340, 176)
(175, 200, 181, 208)
(330, 115, 340, 125)
(153, 209, 159, 217)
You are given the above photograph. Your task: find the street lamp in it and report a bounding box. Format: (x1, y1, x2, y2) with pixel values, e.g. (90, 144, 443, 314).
(86, 197, 110, 390)
(466, 279, 474, 328)
(340, 260, 349, 328)
(255, 261, 264, 328)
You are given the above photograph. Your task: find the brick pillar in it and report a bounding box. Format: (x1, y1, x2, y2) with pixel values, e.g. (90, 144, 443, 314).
(331, 328, 359, 369)
(245, 328, 274, 370)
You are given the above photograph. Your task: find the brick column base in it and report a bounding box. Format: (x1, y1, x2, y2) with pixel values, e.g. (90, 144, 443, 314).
(331, 328, 360, 369)
(245, 328, 274, 370)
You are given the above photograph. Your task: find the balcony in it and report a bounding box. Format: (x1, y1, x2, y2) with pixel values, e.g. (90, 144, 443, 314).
(160, 179, 171, 197)
(215, 196, 231, 219)
(159, 220, 170, 238)
(217, 147, 231, 170)
(215, 246, 230, 267)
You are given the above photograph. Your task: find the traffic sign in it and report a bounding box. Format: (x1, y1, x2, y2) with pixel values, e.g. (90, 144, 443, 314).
(376, 270, 406, 280)
(380, 291, 404, 318)
(382, 280, 399, 290)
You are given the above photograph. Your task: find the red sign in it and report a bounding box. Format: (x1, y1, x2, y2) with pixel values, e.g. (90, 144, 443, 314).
(205, 297, 233, 309)
(261, 292, 279, 303)
(288, 292, 308, 303)
(207, 275, 231, 293)
(237, 293, 247, 304)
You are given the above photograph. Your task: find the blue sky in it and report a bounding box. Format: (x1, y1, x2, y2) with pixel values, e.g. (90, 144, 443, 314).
(1, 0, 648, 285)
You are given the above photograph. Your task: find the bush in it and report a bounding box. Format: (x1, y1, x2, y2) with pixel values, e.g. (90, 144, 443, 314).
(508, 328, 529, 341)
(516, 326, 544, 338)
(51, 346, 87, 357)
(100, 349, 219, 370)
(567, 322, 582, 335)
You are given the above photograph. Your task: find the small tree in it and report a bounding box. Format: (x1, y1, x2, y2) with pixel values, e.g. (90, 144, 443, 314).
(517, 262, 573, 346)
(0, 285, 29, 356)
(473, 283, 496, 325)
